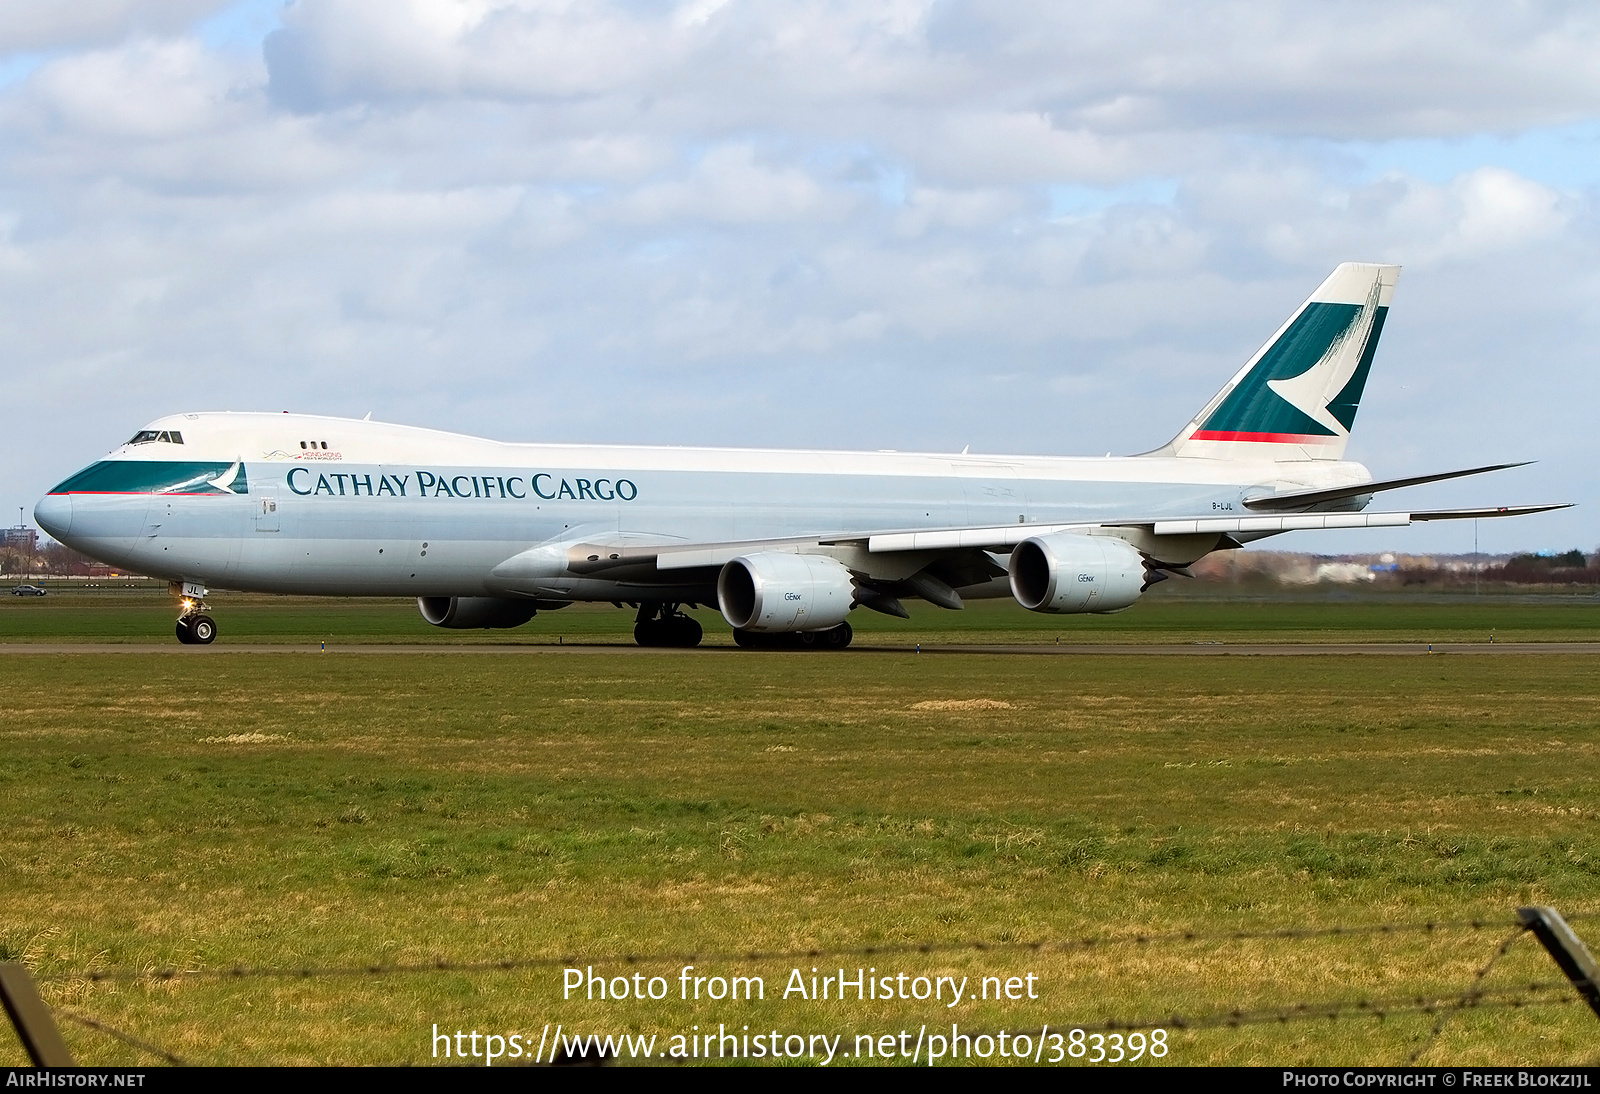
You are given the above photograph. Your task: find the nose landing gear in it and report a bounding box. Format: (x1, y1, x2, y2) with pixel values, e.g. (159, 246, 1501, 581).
(176, 613, 217, 644)
(170, 581, 217, 645)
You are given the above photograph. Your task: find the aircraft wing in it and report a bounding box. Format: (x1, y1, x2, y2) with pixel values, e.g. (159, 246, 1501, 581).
(556, 502, 1571, 575)
(1125, 503, 1571, 538)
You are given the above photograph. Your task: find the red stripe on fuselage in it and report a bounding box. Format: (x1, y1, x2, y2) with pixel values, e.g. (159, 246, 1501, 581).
(1188, 430, 1335, 444)
(49, 490, 231, 496)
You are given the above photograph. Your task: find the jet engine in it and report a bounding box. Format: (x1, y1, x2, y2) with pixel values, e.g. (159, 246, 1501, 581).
(417, 596, 538, 629)
(1008, 533, 1145, 614)
(717, 552, 855, 633)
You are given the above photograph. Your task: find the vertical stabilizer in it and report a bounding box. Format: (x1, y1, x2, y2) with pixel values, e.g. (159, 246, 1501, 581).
(1158, 263, 1399, 461)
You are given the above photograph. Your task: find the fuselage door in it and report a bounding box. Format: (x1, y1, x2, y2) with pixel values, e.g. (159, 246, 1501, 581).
(255, 492, 279, 532)
(951, 459, 1029, 526)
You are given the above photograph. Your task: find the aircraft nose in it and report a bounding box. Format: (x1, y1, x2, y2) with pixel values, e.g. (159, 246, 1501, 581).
(34, 493, 73, 540)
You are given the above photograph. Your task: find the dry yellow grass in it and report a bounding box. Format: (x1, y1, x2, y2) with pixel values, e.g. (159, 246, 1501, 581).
(0, 648, 1597, 1066)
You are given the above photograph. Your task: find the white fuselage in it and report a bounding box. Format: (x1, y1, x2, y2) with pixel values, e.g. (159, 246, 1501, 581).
(36, 411, 1372, 598)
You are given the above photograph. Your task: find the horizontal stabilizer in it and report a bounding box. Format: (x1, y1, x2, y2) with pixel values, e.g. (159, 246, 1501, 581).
(1244, 462, 1531, 511)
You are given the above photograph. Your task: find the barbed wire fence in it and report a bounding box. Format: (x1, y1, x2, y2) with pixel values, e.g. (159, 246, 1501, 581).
(3, 907, 1595, 1067)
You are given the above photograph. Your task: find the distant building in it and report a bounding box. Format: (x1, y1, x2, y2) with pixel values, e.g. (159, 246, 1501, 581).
(2, 526, 37, 549)
(1313, 562, 1377, 584)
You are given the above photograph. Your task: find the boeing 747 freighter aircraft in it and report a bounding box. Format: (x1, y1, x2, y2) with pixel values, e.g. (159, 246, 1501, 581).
(34, 263, 1566, 646)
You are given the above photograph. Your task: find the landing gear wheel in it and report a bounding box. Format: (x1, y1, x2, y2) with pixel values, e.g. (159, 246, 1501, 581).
(176, 614, 216, 645)
(732, 623, 851, 650)
(635, 620, 701, 647)
(667, 615, 702, 648)
(797, 623, 852, 650)
(733, 628, 793, 649)
(632, 604, 702, 648)
(818, 621, 852, 649)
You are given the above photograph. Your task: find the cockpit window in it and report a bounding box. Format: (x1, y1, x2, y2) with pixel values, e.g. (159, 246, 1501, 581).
(165, 431, 183, 444)
(126, 430, 184, 445)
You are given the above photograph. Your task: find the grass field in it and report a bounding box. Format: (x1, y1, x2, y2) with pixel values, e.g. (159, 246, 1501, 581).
(2, 583, 1599, 645)
(1, 593, 1598, 1067)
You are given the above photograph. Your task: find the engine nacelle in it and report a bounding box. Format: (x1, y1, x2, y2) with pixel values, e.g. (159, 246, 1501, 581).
(718, 552, 855, 633)
(417, 596, 538, 629)
(1009, 533, 1145, 614)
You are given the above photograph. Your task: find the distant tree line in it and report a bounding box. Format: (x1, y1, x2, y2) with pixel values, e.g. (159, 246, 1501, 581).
(8, 541, 1598, 586)
(1479, 550, 1600, 585)
(1, 541, 116, 577)
(1176, 546, 1600, 589)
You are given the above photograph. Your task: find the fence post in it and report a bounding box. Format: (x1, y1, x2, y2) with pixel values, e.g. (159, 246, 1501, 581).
(0, 963, 75, 1066)
(1517, 906, 1600, 1019)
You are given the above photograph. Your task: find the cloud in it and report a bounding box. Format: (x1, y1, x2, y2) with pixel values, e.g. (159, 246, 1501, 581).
(892, 186, 1025, 237)
(1442, 167, 1568, 256)
(257, 1, 1600, 144)
(26, 38, 244, 140)
(263, 0, 686, 109)
(0, 1, 1596, 554)
(925, 1, 1600, 139)
(0, 0, 229, 56)
(613, 144, 847, 225)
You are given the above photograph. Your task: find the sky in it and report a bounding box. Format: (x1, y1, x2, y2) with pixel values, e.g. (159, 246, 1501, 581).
(2, 0, 1597, 557)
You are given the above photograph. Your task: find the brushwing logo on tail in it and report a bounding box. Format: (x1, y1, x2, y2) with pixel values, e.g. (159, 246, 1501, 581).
(1192, 273, 1388, 444)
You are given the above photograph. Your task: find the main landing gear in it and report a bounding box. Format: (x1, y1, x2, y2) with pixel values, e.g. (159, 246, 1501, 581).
(732, 621, 852, 650)
(171, 581, 217, 645)
(633, 602, 703, 648)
